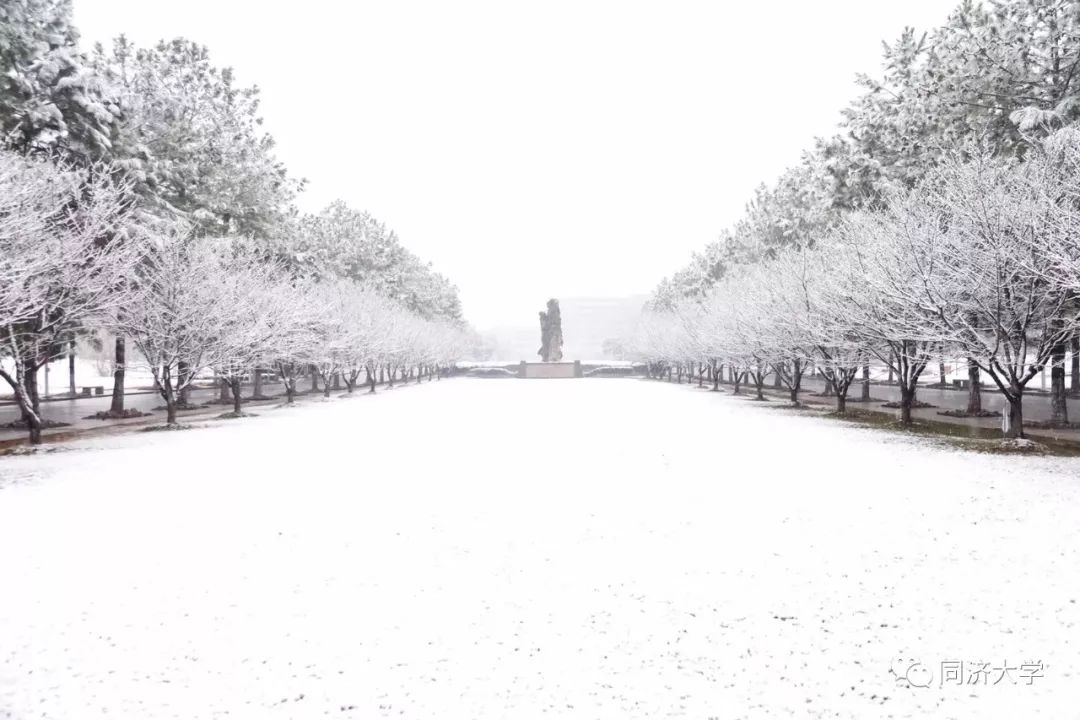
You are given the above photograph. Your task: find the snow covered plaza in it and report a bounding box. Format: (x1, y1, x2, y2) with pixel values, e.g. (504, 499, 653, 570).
(1, 378, 1078, 719)
(10, 0, 1080, 717)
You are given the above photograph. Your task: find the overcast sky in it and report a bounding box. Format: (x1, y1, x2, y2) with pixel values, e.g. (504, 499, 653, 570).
(74, 0, 954, 329)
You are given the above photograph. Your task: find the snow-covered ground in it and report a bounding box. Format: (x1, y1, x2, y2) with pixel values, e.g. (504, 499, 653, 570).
(0, 378, 1078, 719)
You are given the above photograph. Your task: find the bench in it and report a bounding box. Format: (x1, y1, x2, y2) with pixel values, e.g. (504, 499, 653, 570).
(80, 386, 105, 397)
(952, 379, 970, 390)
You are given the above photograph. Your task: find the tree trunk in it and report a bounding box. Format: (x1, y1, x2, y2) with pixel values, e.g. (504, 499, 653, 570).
(1, 364, 43, 444)
(21, 367, 43, 444)
(1004, 389, 1024, 439)
(711, 362, 720, 391)
(0, 362, 40, 442)
(253, 369, 263, 399)
(25, 375, 43, 442)
(1072, 334, 1080, 395)
(939, 361, 947, 387)
(28, 418, 42, 444)
(285, 378, 296, 404)
(966, 359, 982, 415)
(836, 391, 847, 414)
(230, 379, 243, 415)
(68, 341, 76, 396)
(899, 384, 915, 425)
(160, 366, 178, 425)
(310, 366, 319, 392)
(28, 361, 41, 418)
(219, 376, 230, 403)
(14, 358, 43, 430)
(861, 364, 870, 401)
(177, 361, 191, 406)
(110, 336, 126, 413)
(1051, 340, 1069, 426)
(732, 372, 742, 395)
(323, 372, 332, 398)
(789, 359, 802, 405)
(887, 352, 895, 385)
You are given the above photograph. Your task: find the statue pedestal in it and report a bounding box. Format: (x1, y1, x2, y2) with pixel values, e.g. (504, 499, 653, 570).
(518, 361, 582, 379)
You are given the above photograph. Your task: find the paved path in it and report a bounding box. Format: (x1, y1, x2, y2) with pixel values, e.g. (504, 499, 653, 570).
(797, 375, 1080, 424)
(3, 385, 207, 426)
(684, 373, 1080, 440)
(6, 368, 1080, 448)
(0, 379, 371, 447)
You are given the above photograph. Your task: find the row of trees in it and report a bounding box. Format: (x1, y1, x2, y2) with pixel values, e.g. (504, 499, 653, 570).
(1, 1, 474, 443)
(634, 0, 1080, 440)
(634, 132, 1080, 438)
(0, 151, 473, 441)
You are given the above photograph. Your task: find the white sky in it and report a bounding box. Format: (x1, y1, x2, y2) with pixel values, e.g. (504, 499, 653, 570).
(74, 0, 955, 329)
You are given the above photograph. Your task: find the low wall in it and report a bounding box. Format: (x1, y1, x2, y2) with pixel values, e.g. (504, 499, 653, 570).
(519, 361, 582, 379)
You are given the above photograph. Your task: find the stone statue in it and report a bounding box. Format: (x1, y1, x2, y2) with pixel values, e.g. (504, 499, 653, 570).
(537, 298, 564, 362)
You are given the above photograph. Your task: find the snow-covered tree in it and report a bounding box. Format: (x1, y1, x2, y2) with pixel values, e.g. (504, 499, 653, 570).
(0, 151, 139, 442)
(110, 229, 282, 425)
(879, 134, 1080, 437)
(774, 243, 867, 413)
(284, 201, 463, 323)
(1, 0, 118, 160)
(628, 311, 693, 380)
(302, 279, 393, 398)
(86, 36, 305, 411)
(203, 239, 312, 415)
(89, 36, 300, 236)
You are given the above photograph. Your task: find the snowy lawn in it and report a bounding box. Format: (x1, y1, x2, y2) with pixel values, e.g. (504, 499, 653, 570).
(0, 378, 1078, 719)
